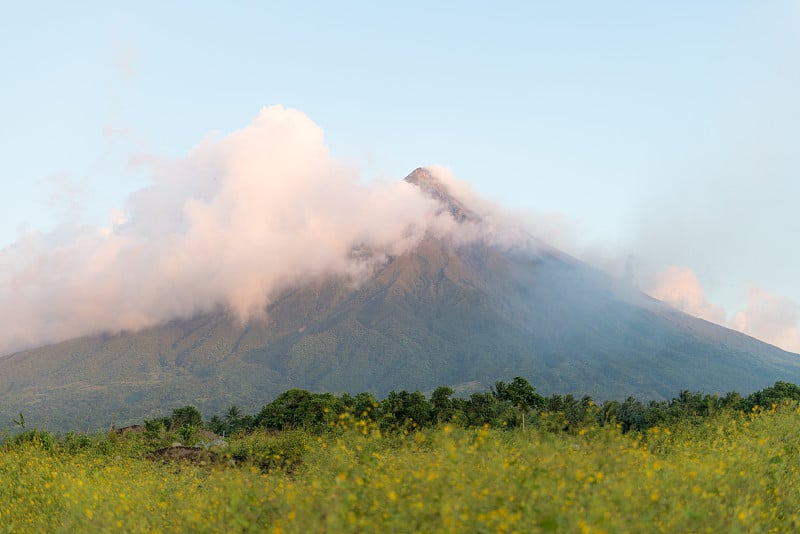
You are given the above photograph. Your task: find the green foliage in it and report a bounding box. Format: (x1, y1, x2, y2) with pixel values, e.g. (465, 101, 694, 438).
(340, 392, 379, 421)
(176, 425, 198, 445)
(61, 432, 93, 454)
(255, 389, 342, 431)
(493, 377, 544, 410)
(537, 394, 596, 433)
(163, 406, 204, 446)
(462, 392, 509, 427)
(207, 415, 226, 436)
(430, 386, 456, 423)
(170, 405, 203, 430)
(379, 390, 432, 431)
(3, 429, 56, 452)
(143, 418, 171, 449)
(742, 380, 800, 411)
(207, 405, 256, 436)
(493, 377, 545, 429)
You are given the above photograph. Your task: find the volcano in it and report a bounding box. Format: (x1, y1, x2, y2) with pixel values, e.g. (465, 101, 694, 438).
(1, 168, 798, 430)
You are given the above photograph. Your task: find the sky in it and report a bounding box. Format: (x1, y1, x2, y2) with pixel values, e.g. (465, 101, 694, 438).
(1, 1, 798, 354)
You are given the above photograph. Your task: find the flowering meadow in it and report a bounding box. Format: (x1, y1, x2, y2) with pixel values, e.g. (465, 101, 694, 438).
(2, 399, 800, 533)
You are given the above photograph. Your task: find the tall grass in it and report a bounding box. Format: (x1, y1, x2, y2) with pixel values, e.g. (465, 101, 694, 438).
(2, 404, 799, 532)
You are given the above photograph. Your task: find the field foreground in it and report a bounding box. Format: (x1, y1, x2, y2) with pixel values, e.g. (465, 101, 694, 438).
(2, 406, 800, 533)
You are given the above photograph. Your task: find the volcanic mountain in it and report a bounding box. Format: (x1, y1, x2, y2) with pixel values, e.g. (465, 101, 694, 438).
(1, 168, 799, 430)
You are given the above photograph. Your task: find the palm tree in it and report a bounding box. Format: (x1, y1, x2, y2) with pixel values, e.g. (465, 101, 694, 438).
(224, 405, 242, 433)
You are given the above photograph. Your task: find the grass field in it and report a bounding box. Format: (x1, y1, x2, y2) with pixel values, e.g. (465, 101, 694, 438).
(2, 404, 799, 533)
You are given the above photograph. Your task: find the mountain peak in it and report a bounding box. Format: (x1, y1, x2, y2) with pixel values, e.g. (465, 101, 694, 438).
(404, 166, 437, 186)
(404, 167, 477, 223)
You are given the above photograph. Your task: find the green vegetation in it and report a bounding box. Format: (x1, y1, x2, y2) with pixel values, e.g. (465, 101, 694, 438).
(3, 380, 800, 531)
(170, 378, 800, 437)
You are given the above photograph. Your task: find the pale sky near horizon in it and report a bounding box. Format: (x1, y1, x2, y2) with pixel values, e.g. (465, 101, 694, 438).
(2, 2, 799, 352)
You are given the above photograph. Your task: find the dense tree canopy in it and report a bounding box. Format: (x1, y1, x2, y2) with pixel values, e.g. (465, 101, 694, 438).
(135, 379, 800, 438)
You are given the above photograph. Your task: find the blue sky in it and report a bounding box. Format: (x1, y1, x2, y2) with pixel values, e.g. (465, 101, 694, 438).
(1, 2, 798, 351)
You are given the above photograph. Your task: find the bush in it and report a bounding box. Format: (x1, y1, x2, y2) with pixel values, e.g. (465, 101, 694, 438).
(4, 429, 56, 451)
(228, 429, 312, 472)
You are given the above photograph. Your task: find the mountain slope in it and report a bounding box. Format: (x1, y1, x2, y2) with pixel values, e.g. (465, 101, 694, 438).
(1, 169, 798, 430)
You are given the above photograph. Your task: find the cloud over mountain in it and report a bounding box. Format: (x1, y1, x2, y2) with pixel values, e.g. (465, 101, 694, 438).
(3, 105, 797, 357)
(0, 106, 515, 357)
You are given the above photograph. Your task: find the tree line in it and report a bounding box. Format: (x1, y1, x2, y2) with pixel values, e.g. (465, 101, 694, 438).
(147, 379, 800, 438)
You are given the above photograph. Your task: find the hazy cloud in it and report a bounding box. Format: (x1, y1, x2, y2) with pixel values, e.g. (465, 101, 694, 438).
(648, 266, 728, 326)
(731, 287, 800, 353)
(0, 106, 516, 356)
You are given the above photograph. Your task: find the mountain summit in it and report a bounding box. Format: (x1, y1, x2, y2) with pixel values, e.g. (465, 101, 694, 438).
(1, 168, 798, 430)
(404, 167, 477, 223)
